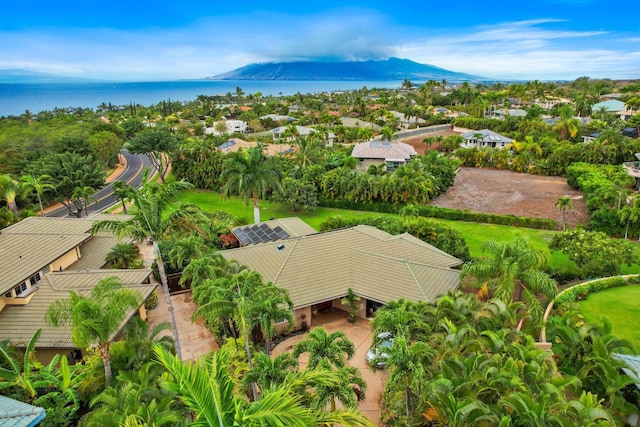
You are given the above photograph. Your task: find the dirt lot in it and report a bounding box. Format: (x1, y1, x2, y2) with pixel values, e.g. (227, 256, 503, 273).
(429, 167, 589, 228)
(400, 130, 456, 155)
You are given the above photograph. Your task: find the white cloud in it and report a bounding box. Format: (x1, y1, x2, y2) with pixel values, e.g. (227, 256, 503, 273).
(0, 16, 637, 80)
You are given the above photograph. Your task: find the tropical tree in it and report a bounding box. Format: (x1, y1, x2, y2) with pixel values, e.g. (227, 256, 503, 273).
(554, 196, 573, 231)
(112, 181, 135, 214)
(105, 242, 143, 269)
(341, 288, 361, 323)
(91, 171, 207, 360)
(46, 277, 142, 385)
(192, 270, 293, 400)
(154, 344, 373, 427)
(293, 327, 355, 370)
(20, 174, 55, 217)
(127, 126, 177, 183)
(0, 174, 20, 217)
(221, 146, 282, 224)
(553, 105, 581, 140)
(243, 351, 298, 393)
(460, 236, 557, 334)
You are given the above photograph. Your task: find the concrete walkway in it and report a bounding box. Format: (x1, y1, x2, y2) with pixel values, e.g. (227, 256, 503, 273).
(138, 242, 219, 361)
(272, 317, 387, 426)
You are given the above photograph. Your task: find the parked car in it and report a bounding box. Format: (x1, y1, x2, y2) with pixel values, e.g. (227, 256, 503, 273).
(366, 332, 394, 368)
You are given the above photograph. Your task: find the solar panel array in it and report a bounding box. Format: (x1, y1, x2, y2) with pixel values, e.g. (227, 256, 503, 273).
(232, 223, 290, 246)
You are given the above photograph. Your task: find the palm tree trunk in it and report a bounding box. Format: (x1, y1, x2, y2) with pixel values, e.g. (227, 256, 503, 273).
(245, 334, 259, 401)
(154, 241, 183, 361)
(99, 343, 112, 386)
(37, 193, 45, 217)
(253, 192, 260, 224)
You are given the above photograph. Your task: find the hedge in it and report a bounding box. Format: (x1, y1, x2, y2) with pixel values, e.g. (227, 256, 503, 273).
(554, 275, 640, 305)
(318, 199, 558, 230)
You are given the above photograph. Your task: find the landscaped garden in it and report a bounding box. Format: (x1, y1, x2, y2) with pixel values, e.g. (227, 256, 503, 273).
(579, 284, 640, 350)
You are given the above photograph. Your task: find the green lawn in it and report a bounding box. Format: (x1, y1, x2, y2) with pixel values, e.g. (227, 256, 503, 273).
(579, 285, 640, 351)
(180, 189, 640, 273)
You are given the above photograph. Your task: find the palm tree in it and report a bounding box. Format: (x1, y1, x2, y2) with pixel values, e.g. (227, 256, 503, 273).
(460, 236, 557, 334)
(91, 171, 206, 361)
(20, 174, 55, 216)
(341, 288, 361, 323)
(293, 327, 355, 370)
(105, 242, 143, 269)
(243, 352, 299, 393)
(154, 344, 373, 427)
(313, 365, 366, 412)
(192, 270, 292, 400)
(0, 174, 20, 218)
(554, 196, 573, 231)
(553, 105, 581, 140)
(221, 146, 281, 224)
(46, 276, 142, 386)
(112, 181, 135, 214)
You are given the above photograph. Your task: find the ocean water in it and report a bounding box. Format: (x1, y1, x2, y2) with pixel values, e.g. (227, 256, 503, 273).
(0, 80, 403, 117)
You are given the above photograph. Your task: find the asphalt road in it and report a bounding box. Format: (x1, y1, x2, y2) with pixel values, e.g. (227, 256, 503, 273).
(47, 150, 152, 218)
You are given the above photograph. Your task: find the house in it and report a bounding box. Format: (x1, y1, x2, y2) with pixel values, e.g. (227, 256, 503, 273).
(592, 100, 633, 120)
(259, 114, 298, 123)
(0, 395, 46, 426)
(271, 125, 335, 146)
(351, 140, 417, 172)
(205, 119, 248, 135)
(339, 117, 381, 131)
(0, 216, 155, 362)
(461, 129, 513, 149)
(388, 111, 427, 128)
(493, 109, 527, 119)
(220, 223, 463, 330)
(217, 138, 296, 157)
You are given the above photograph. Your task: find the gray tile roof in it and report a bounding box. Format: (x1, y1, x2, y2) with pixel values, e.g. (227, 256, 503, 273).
(351, 140, 417, 161)
(220, 225, 462, 308)
(0, 395, 45, 427)
(461, 129, 513, 144)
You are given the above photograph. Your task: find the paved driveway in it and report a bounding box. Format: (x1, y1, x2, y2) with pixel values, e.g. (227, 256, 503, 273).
(272, 317, 387, 426)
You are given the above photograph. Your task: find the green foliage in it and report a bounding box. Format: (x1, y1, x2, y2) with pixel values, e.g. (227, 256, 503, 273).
(319, 214, 470, 261)
(127, 126, 177, 182)
(550, 229, 637, 278)
(275, 176, 318, 212)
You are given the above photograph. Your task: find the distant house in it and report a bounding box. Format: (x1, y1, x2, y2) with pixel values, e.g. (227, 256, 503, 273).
(271, 125, 335, 146)
(206, 119, 248, 135)
(217, 138, 296, 157)
(461, 129, 513, 149)
(389, 110, 426, 128)
(339, 117, 381, 131)
(351, 140, 417, 172)
(493, 109, 527, 119)
(592, 100, 633, 120)
(0, 216, 155, 362)
(259, 114, 298, 123)
(220, 223, 463, 330)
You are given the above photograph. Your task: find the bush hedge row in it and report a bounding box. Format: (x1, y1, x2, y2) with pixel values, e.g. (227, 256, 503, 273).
(554, 275, 640, 305)
(318, 199, 558, 230)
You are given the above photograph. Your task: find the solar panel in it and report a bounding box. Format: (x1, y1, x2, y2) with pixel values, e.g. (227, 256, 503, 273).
(232, 222, 292, 246)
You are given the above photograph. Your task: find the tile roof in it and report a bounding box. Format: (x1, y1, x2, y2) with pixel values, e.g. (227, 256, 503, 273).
(231, 217, 317, 246)
(0, 396, 45, 427)
(0, 269, 155, 348)
(351, 140, 417, 161)
(220, 225, 462, 308)
(461, 129, 513, 144)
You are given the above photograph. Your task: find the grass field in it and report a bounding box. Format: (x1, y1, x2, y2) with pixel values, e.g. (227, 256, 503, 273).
(579, 285, 640, 351)
(180, 189, 640, 273)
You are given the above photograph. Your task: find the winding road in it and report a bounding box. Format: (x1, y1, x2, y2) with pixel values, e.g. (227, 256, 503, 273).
(47, 150, 153, 218)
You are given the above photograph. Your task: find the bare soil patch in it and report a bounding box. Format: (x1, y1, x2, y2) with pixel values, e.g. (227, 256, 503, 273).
(430, 167, 589, 228)
(399, 130, 456, 155)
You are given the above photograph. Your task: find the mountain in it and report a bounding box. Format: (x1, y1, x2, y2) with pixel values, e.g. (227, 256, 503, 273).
(205, 57, 485, 81)
(0, 69, 101, 84)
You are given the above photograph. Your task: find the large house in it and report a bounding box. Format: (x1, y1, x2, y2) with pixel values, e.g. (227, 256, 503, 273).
(461, 129, 513, 149)
(220, 221, 463, 330)
(351, 140, 417, 172)
(217, 138, 296, 157)
(0, 216, 155, 362)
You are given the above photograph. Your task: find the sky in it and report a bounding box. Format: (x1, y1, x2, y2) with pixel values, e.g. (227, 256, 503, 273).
(0, 0, 638, 82)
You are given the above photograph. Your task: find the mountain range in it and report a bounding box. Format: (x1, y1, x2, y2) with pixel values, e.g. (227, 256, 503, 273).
(206, 58, 485, 81)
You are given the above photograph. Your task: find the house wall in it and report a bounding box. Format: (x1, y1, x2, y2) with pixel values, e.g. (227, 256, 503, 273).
(50, 247, 81, 272)
(355, 158, 385, 172)
(0, 298, 6, 312)
(332, 298, 366, 319)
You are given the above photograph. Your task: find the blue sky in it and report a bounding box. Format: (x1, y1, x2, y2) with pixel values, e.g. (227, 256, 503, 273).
(1, 0, 638, 81)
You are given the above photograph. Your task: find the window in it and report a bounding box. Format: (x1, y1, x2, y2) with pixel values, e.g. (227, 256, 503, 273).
(4, 292, 12, 298)
(14, 283, 28, 296)
(29, 272, 41, 285)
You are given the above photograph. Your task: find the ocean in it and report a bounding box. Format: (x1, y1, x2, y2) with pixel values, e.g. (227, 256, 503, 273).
(0, 80, 403, 117)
